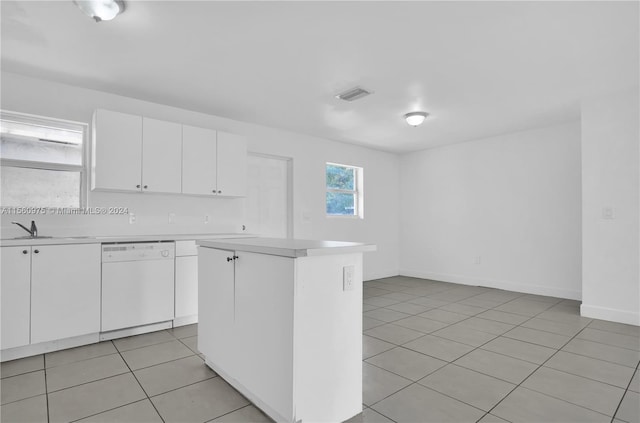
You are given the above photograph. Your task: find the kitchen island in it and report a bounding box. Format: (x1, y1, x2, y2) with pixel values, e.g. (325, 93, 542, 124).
(197, 237, 376, 423)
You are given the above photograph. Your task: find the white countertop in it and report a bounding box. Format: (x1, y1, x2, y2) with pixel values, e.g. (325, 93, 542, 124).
(197, 237, 376, 258)
(0, 233, 254, 247)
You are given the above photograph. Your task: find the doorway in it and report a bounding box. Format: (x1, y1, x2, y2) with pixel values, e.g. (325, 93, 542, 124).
(243, 153, 293, 238)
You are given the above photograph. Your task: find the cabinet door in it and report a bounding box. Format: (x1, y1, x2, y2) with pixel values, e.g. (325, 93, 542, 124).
(142, 117, 183, 194)
(0, 247, 31, 350)
(216, 131, 247, 197)
(175, 255, 198, 319)
(182, 125, 217, 195)
(92, 109, 143, 192)
(31, 244, 101, 344)
(234, 252, 295, 420)
(198, 248, 236, 371)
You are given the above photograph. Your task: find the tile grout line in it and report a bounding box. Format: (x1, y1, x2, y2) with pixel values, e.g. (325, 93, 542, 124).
(67, 398, 150, 423)
(44, 353, 50, 423)
(484, 322, 614, 420)
(609, 361, 640, 423)
(364, 287, 555, 417)
(113, 339, 167, 423)
(364, 281, 610, 421)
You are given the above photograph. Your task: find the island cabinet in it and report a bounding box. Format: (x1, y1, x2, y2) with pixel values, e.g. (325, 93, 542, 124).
(197, 237, 376, 423)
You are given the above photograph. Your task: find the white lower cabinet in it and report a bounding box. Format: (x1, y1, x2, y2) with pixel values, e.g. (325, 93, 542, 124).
(175, 241, 198, 323)
(31, 244, 101, 344)
(199, 245, 364, 422)
(1, 247, 31, 350)
(1, 244, 101, 350)
(199, 248, 296, 421)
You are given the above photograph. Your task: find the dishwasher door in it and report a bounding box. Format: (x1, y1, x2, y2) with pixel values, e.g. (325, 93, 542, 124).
(102, 259, 175, 332)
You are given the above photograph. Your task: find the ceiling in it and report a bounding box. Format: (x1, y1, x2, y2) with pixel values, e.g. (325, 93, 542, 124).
(1, 1, 638, 153)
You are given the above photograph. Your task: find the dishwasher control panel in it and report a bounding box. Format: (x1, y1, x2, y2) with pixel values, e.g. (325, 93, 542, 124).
(102, 241, 175, 262)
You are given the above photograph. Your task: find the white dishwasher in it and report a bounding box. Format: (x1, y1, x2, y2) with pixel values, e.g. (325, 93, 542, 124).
(101, 241, 175, 332)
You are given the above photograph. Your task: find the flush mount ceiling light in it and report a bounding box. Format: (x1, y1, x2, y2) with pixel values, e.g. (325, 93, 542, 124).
(73, 0, 125, 22)
(404, 111, 429, 127)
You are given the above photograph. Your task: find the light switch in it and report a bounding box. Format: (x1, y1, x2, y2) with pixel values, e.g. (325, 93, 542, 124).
(168, 213, 176, 224)
(602, 207, 614, 220)
(128, 213, 136, 224)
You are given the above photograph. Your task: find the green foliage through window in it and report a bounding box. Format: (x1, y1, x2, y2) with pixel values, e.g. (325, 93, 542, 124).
(326, 163, 361, 216)
(326, 164, 355, 190)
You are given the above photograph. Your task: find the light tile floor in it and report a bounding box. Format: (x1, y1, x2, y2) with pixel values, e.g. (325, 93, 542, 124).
(1, 276, 639, 422)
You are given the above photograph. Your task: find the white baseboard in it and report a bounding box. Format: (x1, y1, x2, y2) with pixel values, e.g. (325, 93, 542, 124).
(1, 333, 99, 362)
(400, 269, 582, 300)
(580, 304, 640, 326)
(173, 315, 198, 327)
(99, 321, 172, 341)
(364, 269, 400, 281)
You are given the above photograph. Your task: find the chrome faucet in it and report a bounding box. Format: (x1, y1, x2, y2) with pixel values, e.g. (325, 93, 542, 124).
(12, 220, 38, 238)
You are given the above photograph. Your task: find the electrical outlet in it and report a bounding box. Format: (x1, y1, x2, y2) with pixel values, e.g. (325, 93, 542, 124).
(473, 256, 481, 265)
(204, 215, 209, 224)
(602, 207, 614, 219)
(168, 213, 176, 224)
(128, 213, 136, 224)
(343, 265, 355, 291)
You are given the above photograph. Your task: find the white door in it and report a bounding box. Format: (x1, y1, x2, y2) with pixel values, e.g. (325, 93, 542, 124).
(243, 154, 291, 237)
(142, 117, 182, 194)
(31, 244, 101, 344)
(182, 125, 217, 196)
(1, 246, 31, 349)
(92, 109, 142, 192)
(217, 131, 247, 197)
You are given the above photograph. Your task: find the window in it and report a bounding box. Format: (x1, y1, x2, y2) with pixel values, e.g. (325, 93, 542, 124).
(1, 111, 87, 208)
(326, 162, 363, 218)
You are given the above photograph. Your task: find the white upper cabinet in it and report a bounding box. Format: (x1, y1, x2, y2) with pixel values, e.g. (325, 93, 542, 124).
(93, 109, 246, 197)
(142, 117, 182, 194)
(92, 109, 143, 192)
(182, 125, 217, 195)
(182, 127, 247, 197)
(217, 131, 247, 197)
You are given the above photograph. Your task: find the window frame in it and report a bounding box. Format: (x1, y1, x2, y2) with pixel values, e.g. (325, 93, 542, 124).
(0, 110, 89, 208)
(325, 162, 364, 219)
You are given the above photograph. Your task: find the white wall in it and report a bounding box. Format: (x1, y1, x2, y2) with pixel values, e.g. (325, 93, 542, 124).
(581, 89, 639, 325)
(0, 72, 400, 280)
(399, 122, 582, 299)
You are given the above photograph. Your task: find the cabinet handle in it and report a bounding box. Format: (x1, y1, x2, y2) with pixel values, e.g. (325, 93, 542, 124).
(22, 249, 28, 254)
(218, 190, 222, 194)
(136, 184, 141, 188)
(233, 255, 239, 261)
(226, 256, 234, 262)
(34, 249, 40, 254)
(144, 185, 148, 189)
(212, 189, 216, 194)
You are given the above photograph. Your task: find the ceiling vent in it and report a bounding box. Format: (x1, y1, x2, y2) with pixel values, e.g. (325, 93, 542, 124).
(335, 86, 373, 102)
